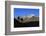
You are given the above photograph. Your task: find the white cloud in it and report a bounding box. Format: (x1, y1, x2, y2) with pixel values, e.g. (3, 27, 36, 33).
(31, 14, 35, 16)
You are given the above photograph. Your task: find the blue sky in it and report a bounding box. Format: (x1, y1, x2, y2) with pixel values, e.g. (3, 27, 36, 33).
(14, 8, 39, 17)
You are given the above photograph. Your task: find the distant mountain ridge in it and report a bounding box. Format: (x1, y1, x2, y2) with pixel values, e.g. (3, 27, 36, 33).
(14, 16, 39, 23)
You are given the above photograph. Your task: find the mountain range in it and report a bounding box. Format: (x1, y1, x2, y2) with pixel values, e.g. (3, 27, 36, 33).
(14, 15, 39, 23)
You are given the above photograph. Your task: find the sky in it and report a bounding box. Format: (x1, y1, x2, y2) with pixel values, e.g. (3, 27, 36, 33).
(14, 8, 39, 17)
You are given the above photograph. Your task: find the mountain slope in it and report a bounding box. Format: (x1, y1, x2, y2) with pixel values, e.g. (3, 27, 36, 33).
(14, 16, 39, 23)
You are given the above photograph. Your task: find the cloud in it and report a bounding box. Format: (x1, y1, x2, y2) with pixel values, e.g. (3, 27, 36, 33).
(31, 14, 35, 16)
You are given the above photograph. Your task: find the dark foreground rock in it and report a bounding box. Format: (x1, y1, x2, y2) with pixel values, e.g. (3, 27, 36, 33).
(14, 18, 39, 28)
